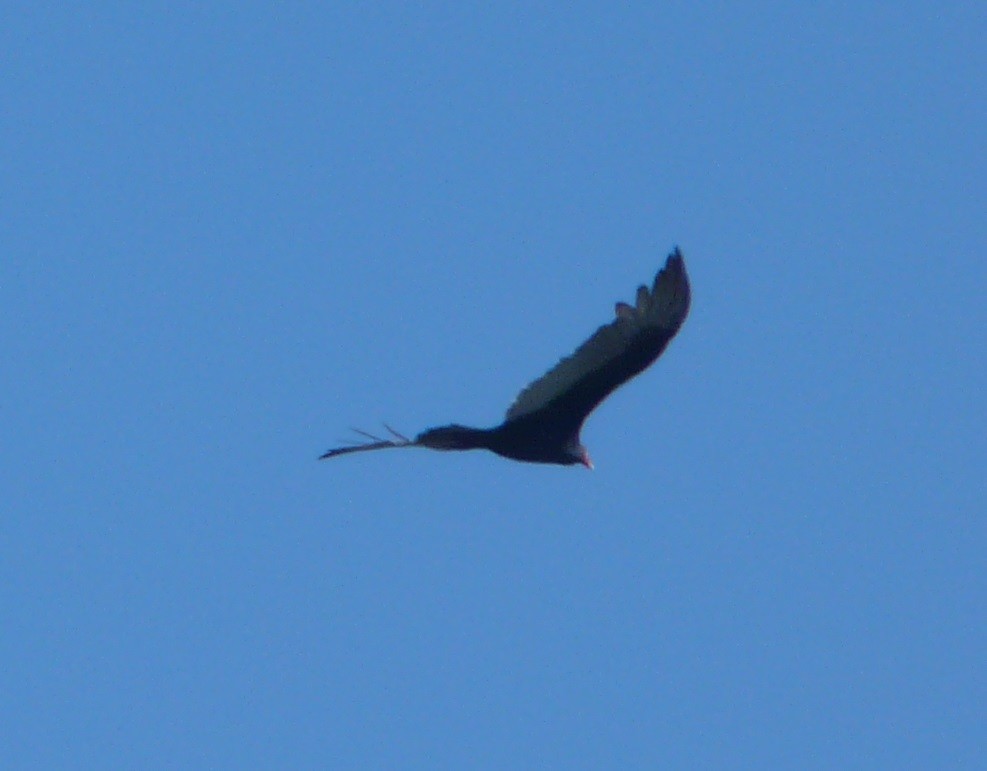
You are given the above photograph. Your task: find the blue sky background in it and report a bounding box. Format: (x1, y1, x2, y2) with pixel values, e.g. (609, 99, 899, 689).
(3, 3, 985, 768)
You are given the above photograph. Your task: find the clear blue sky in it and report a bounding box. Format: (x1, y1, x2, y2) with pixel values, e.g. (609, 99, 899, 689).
(3, 3, 985, 768)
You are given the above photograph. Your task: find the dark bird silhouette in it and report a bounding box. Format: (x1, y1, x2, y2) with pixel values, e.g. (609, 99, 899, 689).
(320, 248, 691, 467)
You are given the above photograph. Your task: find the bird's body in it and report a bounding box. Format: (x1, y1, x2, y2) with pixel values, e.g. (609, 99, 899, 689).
(416, 416, 585, 466)
(320, 248, 691, 468)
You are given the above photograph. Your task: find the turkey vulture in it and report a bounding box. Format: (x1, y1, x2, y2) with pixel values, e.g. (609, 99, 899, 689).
(320, 248, 691, 467)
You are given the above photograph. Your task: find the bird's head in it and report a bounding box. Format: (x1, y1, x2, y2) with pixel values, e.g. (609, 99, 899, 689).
(567, 442, 593, 470)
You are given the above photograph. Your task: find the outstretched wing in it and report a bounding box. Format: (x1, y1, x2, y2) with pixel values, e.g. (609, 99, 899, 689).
(504, 248, 690, 430)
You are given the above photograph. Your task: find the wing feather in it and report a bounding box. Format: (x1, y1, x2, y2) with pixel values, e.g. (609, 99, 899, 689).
(504, 249, 690, 426)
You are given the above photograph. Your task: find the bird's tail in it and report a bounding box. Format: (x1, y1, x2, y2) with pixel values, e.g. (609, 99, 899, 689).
(416, 424, 490, 451)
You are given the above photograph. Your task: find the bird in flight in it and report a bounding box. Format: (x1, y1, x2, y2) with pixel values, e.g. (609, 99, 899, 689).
(320, 248, 691, 468)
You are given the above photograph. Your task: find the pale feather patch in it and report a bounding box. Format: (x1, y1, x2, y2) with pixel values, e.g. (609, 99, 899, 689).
(505, 253, 690, 421)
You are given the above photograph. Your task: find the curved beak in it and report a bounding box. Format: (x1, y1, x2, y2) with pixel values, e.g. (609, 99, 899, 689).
(580, 450, 594, 470)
